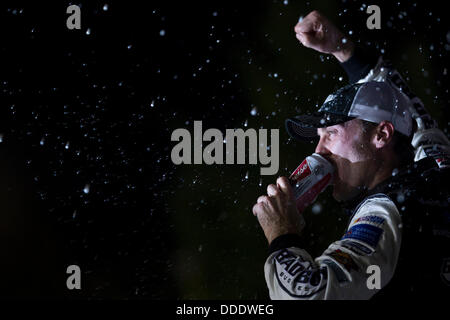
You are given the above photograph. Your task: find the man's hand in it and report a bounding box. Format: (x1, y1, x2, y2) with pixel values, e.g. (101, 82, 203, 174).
(252, 177, 305, 245)
(294, 10, 354, 63)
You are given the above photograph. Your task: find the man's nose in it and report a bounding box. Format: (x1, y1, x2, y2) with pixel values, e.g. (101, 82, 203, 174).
(314, 137, 331, 155)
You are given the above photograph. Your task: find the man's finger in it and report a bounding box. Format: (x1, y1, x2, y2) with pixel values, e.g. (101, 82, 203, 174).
(267, 184, 280, 197)
(252, 201, 269, 217)
(252, 203, 262, 216)
(295, 33, 305, 45)
(257, 195, 268, 204)
(277, 176, 294, 197)
(294, 18, 315, 34)
(302, 31, 322, 47)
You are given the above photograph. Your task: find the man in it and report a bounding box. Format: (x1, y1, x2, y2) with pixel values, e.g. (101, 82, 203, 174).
(253, 11, 450, 299)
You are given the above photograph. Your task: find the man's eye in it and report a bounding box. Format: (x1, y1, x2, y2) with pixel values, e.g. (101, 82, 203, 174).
(327, 130, 337, 136)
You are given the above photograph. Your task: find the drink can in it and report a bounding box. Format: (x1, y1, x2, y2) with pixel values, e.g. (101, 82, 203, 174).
(289, 153, 334, 213)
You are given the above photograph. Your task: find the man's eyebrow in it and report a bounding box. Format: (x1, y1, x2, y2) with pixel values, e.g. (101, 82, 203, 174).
(317, 127, 337, 133)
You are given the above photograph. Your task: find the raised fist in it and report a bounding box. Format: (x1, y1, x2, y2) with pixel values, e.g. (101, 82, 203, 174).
(294, 10, 354, 62)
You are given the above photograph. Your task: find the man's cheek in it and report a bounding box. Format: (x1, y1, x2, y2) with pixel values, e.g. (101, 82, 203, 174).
(329, 141, 349, 160)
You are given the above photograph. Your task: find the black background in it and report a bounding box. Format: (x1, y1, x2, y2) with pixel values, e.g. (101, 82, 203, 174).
(0, 0, 448, 299)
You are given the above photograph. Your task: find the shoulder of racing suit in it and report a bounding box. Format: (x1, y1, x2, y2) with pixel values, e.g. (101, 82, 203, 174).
(367, 159, 450, 298)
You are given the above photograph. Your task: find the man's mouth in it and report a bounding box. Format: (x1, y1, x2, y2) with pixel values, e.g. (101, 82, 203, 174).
(326, 159, 338, 186)
(330, 170, 339, 186)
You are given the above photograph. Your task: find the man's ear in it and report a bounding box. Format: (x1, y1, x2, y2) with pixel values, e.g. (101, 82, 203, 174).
(372, 121, 395, 149)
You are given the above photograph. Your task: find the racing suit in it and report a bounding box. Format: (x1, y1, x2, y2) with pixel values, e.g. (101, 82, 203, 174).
(264, 47, 450, 299)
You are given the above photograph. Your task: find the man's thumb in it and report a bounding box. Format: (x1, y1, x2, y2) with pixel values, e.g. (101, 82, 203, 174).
(299, 31, 322, 48)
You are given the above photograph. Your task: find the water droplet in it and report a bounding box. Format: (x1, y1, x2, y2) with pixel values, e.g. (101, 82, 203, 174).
(103, 4, 109, 11)
(160, 30, 166, 36)
(83, 184, 90, 194)
(312, 203, 322, 214)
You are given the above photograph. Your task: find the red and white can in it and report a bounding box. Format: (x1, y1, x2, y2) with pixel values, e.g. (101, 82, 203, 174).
(289, 153, 334, 213)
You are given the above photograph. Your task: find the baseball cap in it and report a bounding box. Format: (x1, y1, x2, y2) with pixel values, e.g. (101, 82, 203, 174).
(285, 81, 413, 141)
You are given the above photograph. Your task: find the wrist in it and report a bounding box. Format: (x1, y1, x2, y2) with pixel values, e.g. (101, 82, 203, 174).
(268, 233, 304, 255)
(333, 40, 355, 63)
(267, 224, 304, 245)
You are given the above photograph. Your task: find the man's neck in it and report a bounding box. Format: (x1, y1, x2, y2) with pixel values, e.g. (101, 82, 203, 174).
(367, 158, 397, 191)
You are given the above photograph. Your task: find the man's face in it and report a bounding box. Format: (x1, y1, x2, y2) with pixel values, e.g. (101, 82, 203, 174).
(316, 119, 377, 202)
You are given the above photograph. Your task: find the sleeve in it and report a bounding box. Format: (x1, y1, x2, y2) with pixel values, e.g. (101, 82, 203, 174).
(341, 48, 450, 167)
(339, 46, 379, 84)
(264, 195, 402, 300)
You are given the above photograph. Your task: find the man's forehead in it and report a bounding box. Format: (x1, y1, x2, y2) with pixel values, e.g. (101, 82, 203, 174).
(317, 119, 362, 133)
(317, 123, 345, 133)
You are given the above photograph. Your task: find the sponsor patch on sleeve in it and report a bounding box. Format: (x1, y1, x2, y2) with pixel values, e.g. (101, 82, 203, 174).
(340, 240, 374, 256)
(341, 224, 384, 248)
(328, 249, 359, 272)
(353, 215, 385, 226)
(274, 249, 328, 298)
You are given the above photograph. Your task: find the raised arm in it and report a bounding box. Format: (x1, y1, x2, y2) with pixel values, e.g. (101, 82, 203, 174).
(294, 10, 450, 167)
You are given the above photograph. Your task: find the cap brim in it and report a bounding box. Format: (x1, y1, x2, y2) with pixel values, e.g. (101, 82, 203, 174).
(285, 112, 355, 141)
